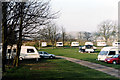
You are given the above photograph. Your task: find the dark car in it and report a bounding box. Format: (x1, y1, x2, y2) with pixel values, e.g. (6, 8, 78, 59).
(105, 54, 120, 64)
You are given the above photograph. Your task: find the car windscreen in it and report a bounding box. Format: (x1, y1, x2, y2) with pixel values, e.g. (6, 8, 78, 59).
(99, 51, 108, 55)
(112, 55, 119, 58)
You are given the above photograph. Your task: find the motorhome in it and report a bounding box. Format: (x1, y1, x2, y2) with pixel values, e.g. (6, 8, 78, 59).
(112, 42, 120, 47)
(41, 42, 47, 47)
(7, 45, 40, 60)
(71, 42, 79, 47)
(79, 42, 96, 53)
(98, 47, 120, 61)
(97, 42, 106, 47)
(56, 42, 63, 47)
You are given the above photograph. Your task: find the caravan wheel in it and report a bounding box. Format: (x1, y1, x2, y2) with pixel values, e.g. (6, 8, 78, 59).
(19, 57, 23, 60)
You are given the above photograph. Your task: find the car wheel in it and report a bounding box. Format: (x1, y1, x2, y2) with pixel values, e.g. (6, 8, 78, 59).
(113, 61, 117, 64)
(49, 56, 53, 59)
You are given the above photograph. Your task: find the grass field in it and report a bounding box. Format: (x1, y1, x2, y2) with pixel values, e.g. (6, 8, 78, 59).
(2, 59, 119, 80)
(40, 48, 120, 69)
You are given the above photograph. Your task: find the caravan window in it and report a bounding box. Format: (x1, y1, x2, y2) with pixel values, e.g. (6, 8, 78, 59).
(58, 43, 62, 45)
(13, 49, 16, 53)
(119, 51, 120, 53)
(27, 49, 35, 53)
(108, 51, 115, 55)
(8, 49, 11, 53)
(85, 45, 93, 49)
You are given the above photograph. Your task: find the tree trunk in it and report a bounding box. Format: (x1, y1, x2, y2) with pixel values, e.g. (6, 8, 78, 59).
(2, 2, 8, 72)
(13, 3, 23, 67)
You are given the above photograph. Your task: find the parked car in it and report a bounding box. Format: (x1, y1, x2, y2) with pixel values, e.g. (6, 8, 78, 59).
(105, 54, 120, 64)
(38, 51, 55, 59)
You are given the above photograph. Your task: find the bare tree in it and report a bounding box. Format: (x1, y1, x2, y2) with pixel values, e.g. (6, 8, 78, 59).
(83, 32, 91, 41)
(2, 0, 57, 68)
(61, 26, 66, 47)
(39, 22, 60, 48)
(98, 20, 117, 42)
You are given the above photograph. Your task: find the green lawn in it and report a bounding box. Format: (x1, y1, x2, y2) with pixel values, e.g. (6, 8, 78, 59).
(2, 59, 119, 80)
(40, 48, 120, 69)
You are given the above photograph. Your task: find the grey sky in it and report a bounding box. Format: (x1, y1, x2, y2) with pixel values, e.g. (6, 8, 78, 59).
(51, 0, 119, 32)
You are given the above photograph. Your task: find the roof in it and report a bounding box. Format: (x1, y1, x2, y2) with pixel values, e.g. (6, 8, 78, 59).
(102, 46, 120, 51)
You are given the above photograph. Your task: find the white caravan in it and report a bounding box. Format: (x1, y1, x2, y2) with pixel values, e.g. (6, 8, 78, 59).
(71, 42, 79, 47)
(112, 42, 120, 47)
(7, 46, 40, 60)
(79, 42, 96, 53)
(98, 47, 120, 61)
(97, 42, 106, 47)
(41, 42, 47, 47)
(56, 42, 63, 47)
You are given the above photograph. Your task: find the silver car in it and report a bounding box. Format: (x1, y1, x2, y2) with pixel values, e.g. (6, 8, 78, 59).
(38, 51, 55, 59)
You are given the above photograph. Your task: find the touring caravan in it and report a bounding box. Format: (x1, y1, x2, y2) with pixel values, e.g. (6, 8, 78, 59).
(41, 42, 47, 47)
(56, 42, 63, 47)
(112, 42, 120, 47)
(98, 47, 120, 61)
(71, 42, 79, 47)
(79, 42, 96, 53)
(97, 42, 106, 47)
(7, 46, 40, 60)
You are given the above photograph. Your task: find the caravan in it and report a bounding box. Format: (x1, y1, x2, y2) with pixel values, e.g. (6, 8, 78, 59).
(97, 42, 106, 47)
(71, 42, 79, 47)
(112, 42, 120, 47)
(56, 42, 63, 47)
(41, 42, 47, 47)
(7, 46, 40, 60)
(79, 42, 96, 53)
(98, 47, 120, 61)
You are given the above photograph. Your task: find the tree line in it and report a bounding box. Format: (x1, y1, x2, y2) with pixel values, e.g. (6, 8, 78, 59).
(1, 0, 57, 72)
(35, 20, 117, 46)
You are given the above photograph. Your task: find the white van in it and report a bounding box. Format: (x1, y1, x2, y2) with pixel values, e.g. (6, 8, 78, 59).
(97, 42, 106, 47)
(98, 47, 120, 61)
(71, 42, 79, 47)
(7, 46, 40, 60)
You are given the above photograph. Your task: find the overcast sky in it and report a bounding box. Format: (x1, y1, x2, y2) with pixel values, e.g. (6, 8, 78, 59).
(51, 0, 119, 32)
